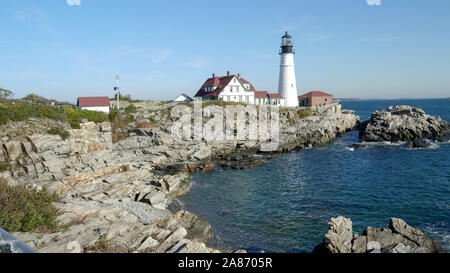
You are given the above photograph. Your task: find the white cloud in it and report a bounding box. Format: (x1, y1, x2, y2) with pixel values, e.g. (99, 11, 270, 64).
(182, 56, 207, 69)
(152, 49, 173, 64)
(67, 0, 81, 6)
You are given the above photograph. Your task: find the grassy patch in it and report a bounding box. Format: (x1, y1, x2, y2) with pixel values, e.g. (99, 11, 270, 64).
(0, 178, 60, 233)
(0, 161, 11, 172)
(0, 103, 110, 129)
(84, 235, 111, 253)
(289, 109, 313, 124)
(47, 127, 70, 140)
(124, 105, 137, 114)
(297, 109, 312, 118)
(0, 103, 68, 126)
(64, 108, 109, 128)
(109, 109, 134, 143)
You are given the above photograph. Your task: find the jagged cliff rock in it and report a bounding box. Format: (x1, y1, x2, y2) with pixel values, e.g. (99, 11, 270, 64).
(359, 105, 450, 143)
(314, 216, 443, 253)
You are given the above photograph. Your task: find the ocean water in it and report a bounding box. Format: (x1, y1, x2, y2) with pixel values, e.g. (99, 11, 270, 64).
(178, 99, 450, 252)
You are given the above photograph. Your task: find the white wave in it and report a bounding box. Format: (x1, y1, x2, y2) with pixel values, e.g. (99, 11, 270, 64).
(360, 141, 405, 146)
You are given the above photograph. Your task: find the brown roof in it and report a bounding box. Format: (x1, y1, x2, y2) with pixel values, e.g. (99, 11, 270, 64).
(299, 91, 333, 98)
(77, 96, 110, 107)
(254, 91, 268, 99)
(238, 77, 256, 91)
(180, 93, 193, 100)
(194, 74, 256, 98)
(268, 93, 284, 99)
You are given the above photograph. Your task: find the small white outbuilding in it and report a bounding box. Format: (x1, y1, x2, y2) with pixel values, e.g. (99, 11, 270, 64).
(173, 93, 193, 102)
(77, 96, 111, 113)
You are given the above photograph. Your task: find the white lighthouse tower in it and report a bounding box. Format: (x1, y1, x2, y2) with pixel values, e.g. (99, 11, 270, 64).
(278, 32, 298, 107)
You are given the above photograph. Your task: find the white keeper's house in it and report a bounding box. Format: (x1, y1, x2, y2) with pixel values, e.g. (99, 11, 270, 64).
(193, 71, 284, 106)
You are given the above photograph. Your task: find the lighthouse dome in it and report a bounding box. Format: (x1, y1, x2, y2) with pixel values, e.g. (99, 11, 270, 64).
(282, 31, 292, 39)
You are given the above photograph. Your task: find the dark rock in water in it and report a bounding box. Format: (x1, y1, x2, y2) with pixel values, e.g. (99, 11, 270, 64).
(348, 143, 368, 150)
(405, 139, 431, 149)
(359, 105, 450, 143)
(436, 131, 450, 142)
(314, 216, 444, 253)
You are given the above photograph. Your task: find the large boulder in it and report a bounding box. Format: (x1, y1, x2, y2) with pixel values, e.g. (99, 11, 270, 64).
(359, 105, 450, 142)
(314, 216, 444, 253)
(389, 218, 442, 253)
(314, 216, 353, 253)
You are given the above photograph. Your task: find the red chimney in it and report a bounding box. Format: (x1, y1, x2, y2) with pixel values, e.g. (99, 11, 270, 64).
(227, 71, 230, 76)
(238, 73, 240, 78)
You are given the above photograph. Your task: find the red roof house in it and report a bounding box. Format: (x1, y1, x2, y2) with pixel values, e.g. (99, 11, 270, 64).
(77, 96, 111, 113)
(194, 71, 256, 101)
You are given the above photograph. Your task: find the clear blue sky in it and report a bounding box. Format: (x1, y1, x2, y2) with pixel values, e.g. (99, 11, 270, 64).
(1, 0, 449, 102)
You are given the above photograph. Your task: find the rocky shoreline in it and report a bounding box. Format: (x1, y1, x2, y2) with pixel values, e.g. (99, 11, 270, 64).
(313, 216, 443, 253)
(0, 103, 360, 253)
(1, 103, 446, 253)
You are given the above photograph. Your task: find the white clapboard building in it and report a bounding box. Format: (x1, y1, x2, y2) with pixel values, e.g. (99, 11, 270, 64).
(77, 96, 111, 113)
(194, 71, 284, 105)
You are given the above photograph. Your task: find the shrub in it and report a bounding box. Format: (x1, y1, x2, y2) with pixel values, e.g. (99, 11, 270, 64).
(0, 103, 68, 126)
(64, 108, 109, 128)
(124, 105, 137, 114)
(47, 127, 70, 140)
(0, 178, 60, 233)
(297, 109, 312, 118)
(22, 93, 50, 103)
(109, 109, 134, 143)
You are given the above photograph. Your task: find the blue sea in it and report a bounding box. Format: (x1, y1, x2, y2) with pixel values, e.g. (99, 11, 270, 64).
(178, 99, 450, 252)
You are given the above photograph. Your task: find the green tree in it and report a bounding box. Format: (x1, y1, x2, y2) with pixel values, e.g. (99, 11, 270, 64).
(0, 87, 13, 99)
